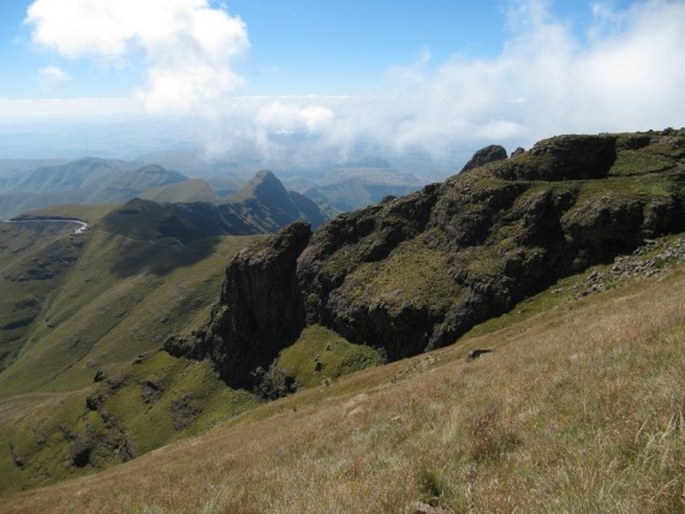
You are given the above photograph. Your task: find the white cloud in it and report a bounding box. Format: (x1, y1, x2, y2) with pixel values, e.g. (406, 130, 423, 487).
(26, 0, 249, 113)
(256, 102, 334, 134)
(209, 0, 685, 165)
(15, 0, 685, 168)
(392, 0, 685, 148)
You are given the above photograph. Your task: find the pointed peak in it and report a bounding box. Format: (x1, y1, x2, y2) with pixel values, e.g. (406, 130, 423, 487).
(248, 170, 287, 194)
(251, 169, 279, 184)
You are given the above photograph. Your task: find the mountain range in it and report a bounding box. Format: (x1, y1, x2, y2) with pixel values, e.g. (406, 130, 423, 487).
(0, 128, 684, 511)
(0, 154, 429, 220)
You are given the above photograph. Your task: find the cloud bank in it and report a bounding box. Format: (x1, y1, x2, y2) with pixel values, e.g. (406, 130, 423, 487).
(206, 0, 685, 165)
(18, 0, 685, 167)
(26, 0, 249, 113)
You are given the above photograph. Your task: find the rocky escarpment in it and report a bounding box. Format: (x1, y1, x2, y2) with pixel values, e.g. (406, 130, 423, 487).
(166, 222, 311, 388)
(169, 129, 685, 386)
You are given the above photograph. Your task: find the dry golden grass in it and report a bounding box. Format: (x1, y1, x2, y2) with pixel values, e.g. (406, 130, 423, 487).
(2, 269, 685, 513)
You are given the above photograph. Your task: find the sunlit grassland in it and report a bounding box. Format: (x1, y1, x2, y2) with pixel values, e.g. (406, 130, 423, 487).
(3, 264, 684, 513)
(0, 220, 264, 495)
(277, 325, 384, 388)
(0, 229, 262, 396)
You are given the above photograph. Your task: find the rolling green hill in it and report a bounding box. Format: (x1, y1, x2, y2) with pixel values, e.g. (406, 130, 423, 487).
(0, 209, 265, 494)
(0, 206, 267, 392)
(0, 220, 80, 371)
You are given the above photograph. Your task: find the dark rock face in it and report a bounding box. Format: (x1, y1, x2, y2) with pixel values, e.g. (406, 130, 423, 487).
(461, 145, 509, 173)
(168, 129, 685, 387)
(166, 222, 312, 388)
(70, 440, 92, 468)
(491, 134, 617, 181)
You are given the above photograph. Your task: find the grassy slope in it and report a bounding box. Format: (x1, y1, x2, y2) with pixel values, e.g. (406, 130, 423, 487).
(0, 221, 79, 370)
(2, 257, 683, 512)
(0, 211, 266, 495)
(0, 209, 384, 496)
(0, 227, 262, 396)
(0, 353, 260, 495)
(277, 325, 384, 388)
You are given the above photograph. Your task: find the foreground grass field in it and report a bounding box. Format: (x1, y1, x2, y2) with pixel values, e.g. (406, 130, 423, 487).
(2, 262, 683, 512)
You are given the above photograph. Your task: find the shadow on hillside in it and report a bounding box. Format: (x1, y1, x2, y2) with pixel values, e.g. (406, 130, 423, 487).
(109, 236, 221, 278)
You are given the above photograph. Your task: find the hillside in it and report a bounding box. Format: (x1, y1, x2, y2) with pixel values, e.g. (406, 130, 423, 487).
(0, 220, 79, 371)
(139, 178, 220, 204)
(98, 170, 328, 244)
(170, 129, 685, 388)
(0, 169, 328, 388)
(0, 170, 332, 494)
(1, 129, 684, 507)
(0, 216, 263, 395)
(2, 241, 684, 512)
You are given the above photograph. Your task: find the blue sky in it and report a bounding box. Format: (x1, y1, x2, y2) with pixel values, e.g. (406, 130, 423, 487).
(0, 0, 683, 162)
(0, 1, 518, 97)
(1, 0, 633, 97)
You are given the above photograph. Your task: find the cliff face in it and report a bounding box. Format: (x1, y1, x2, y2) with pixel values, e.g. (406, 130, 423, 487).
(169, 129, 685, 385)
(166, 222, 311, 388)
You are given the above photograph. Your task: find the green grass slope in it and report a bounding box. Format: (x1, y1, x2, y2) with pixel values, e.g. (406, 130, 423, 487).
(0, 352, 260, 495)
(275, 325, 384, 389)
(2, 243, 683, 513)
(0, 221, 82, 371)
(0, 201, 351, 495)
(0, 221, 262, 396)
(0, 210, 264, 494)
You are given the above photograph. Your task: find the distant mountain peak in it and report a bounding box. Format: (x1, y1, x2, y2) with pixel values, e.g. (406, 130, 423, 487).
(254, 169, 277, 181)
(235, 169, 290, 202)
(249, 170, 286, 193)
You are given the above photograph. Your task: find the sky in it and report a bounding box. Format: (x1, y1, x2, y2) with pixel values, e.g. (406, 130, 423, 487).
(0, 0, 684, 166)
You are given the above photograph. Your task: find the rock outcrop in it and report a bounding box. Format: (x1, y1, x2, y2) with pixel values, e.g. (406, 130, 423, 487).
(489, 134, 617, 181)
(461, 144, 508, 172)
(166, 222, 312, 388)
(168, 129, 685, 387)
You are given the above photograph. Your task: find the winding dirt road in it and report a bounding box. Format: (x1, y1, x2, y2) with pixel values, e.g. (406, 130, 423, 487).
(4, 217, 89, 234)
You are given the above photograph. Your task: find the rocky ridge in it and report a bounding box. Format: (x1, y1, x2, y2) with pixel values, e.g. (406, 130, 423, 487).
(167, 129, 685, 389)
(101, 170, 327, 244)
